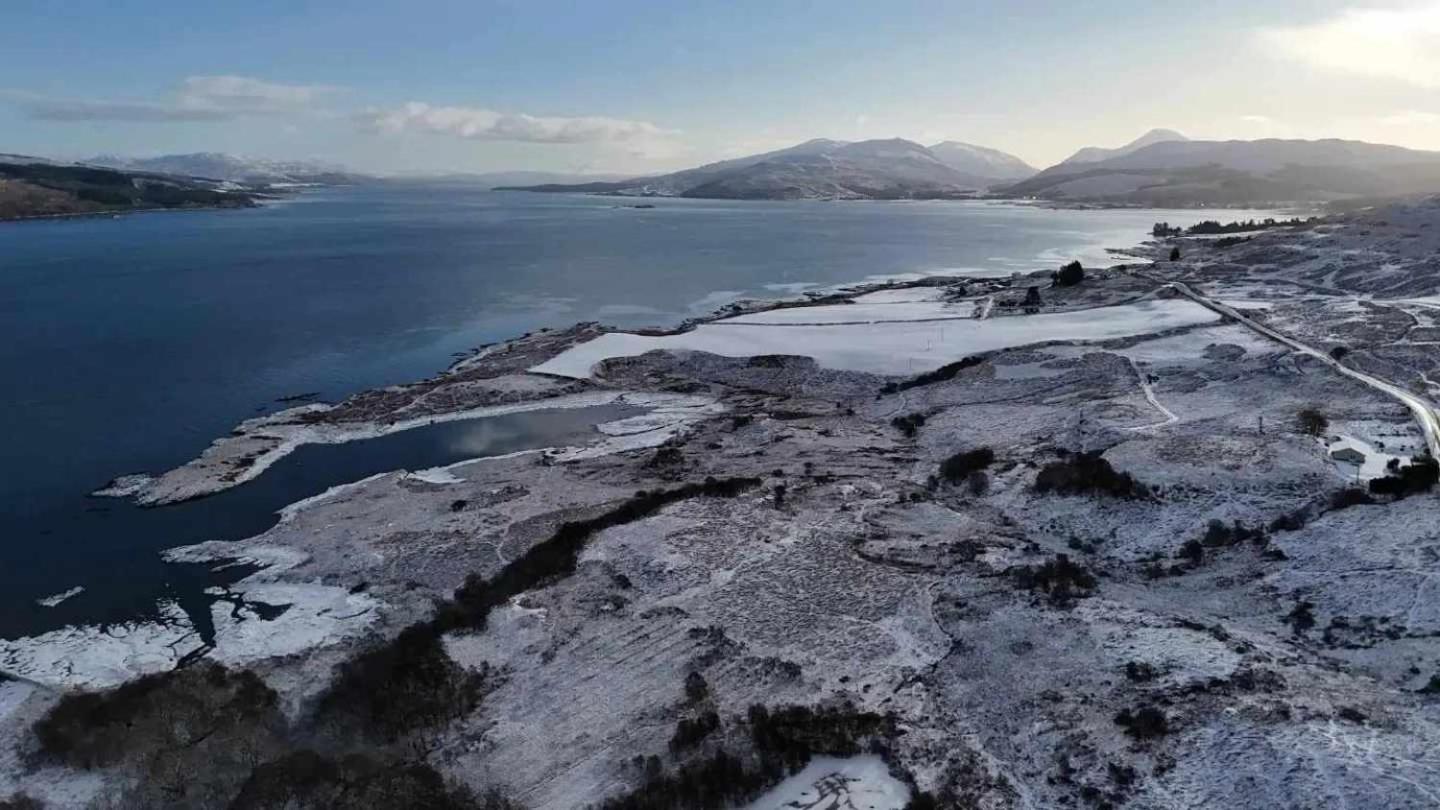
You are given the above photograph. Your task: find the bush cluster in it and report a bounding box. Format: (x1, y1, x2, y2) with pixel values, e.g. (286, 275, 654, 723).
(891, 412, 927, 438)
(1011, 554, 1098, 603)
(939, 447, 995, 483)
(669, 711, 721, 752)
(597, 703, 897, 810)
(1034, 451, 1146, 499)
(1369, 456, 1439, 499)
(1114, 706, 1169, 739)
(879, 355, 986, 395)
(1054, 261, 1084, 287)
(230, 751, 518, 810)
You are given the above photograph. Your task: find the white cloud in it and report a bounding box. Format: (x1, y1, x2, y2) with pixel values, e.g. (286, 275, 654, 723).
(2, 91, 230, 122)
(3, 76, 337, 122)
(1261, 4, 1440, 88)
(176, 75, 337, 115)
(355, 102, 672, 144)
(1378, 109, 1440, 126)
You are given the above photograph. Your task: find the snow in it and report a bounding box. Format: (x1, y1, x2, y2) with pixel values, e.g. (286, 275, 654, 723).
(406, 467, 465, 485)
(0, 600, 203, 690)
(204, 582, 380, 668)
(35, 586, 84, 608)
(533, 299, 1221, 379)
(547, 393, 725, 462)
(742, 755, 910, 810)
(90, 472, 153, 498)
(1326, 433, 1415, 481)
(850, 287, 949, 304)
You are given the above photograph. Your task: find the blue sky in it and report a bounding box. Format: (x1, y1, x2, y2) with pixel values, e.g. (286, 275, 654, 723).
(4, 1, 1439, 173)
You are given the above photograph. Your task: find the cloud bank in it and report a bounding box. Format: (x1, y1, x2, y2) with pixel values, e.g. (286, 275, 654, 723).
(355, 102, 671, 143)
(5, 76, 337, 122)
(1262, 4, 1440, 88)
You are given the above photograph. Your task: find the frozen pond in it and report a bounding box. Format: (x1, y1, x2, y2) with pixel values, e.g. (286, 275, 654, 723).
(534, 298, 1221, 378)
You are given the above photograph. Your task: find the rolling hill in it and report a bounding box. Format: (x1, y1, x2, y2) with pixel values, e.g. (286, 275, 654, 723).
(500, 138, 1034, 199)
(1004, 137, 1440, 205)
(0, 160, 261, 220)
(83, 153, 371, 186)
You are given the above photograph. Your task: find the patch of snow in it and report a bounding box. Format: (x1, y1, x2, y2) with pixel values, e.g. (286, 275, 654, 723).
(405, 467, 465, 485)
(533, 299, 1221, 379)
(0, 600, 203, 690)
(549, 393, 725, 462)
(90, 472, 153, 498)
(1326, 433, 1414, 481)
(35, 586, 84, 608)
(742, 755, 910, 810)
(204, 582, 380, 668)
(850, 287, 951, 304)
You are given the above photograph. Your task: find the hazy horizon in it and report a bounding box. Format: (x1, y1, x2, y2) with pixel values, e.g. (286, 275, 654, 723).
(4, 1, 1440, 175)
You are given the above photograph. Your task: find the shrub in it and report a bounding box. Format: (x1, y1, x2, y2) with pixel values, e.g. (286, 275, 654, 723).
(1054, 261, 1085, 287)
(669, 711, 721, 751)
(890, 413, 926, 438)
(939, 447, 995, 483)
(684, 671, 710, 704)
(1176, 539, 1204, 565)
(1124, 662, 1158, 682)
(1286, 601, 1317, 636)
(878, 355, 986, 395)
(1114, 706, 1169, 739)
(1369, 456, 1439, 499)
(1199, 519, 1266, 548)
(1329, 487, 1375, 511)
(1169, 246, 1181, 261)
(966, 471, 990, 496)
(1034, 451, 1146, 499)
(1011, 554, 1098, 603)
(0, 795, 44, 810)
(1297, 407, 1328, 437)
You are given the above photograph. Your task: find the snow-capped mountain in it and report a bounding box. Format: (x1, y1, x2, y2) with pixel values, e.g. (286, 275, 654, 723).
(1060, 128, 1189, 165)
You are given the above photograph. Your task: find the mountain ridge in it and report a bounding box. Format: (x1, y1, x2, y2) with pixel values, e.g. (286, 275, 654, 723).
(1060, 128, 1189, 165)
(500, 137, 1035, 199)
(1005, 137, 1440, 204)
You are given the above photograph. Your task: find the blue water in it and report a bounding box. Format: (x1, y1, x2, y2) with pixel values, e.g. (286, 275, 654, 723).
(0, 186, 1274, 636)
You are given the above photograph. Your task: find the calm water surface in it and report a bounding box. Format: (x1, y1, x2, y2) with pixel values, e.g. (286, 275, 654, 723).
(0, 186, 1275, 636)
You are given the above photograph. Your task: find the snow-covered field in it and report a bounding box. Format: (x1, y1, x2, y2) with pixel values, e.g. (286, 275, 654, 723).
(534, 298, 1220, 378)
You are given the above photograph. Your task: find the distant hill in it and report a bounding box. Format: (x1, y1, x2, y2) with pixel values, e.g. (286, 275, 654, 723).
(927, 141, 1036, 181)
(407, 170, 635, 189)
(1060, 128, 1188, 165)
(500, 138, 1031, 199)
(0, 160, 260, 220)
(1002, 138, 1440, 205)
(83, 153, 371, 186)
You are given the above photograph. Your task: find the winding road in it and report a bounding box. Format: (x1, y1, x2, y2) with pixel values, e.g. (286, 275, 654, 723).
(1162, 281, 1440, 459)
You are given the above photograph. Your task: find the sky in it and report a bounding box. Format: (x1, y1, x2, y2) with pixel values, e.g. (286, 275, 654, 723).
(4, 0, 1440, 175)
